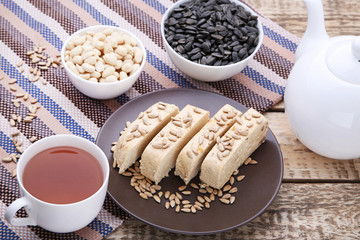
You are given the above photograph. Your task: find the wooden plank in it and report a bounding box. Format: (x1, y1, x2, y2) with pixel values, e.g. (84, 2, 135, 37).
(265, 112, 360, 181)
(106, 183, 360, 239)
(269, 101, 284, 112)
(247, 0, 360, 37)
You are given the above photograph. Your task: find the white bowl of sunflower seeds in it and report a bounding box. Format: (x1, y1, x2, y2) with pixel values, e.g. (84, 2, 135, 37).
(161, 0, 263, 82)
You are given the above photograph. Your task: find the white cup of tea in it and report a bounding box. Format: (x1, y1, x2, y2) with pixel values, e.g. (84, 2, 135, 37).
(5, 134, 109, 233)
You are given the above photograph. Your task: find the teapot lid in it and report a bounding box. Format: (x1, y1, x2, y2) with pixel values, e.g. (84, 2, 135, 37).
(326, 36, 360, 85)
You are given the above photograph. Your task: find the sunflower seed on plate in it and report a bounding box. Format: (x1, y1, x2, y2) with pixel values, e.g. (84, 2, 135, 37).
(244, 157, 252, 165)
(175, 205, 180, 213)
(250, 159, 258, 165)
(182, 190, 191, 195)
(153, 195, 161, 203)
(181, 208, 191, 213)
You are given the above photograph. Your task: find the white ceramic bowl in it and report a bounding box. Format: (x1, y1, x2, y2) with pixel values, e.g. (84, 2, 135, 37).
(161, 0, 263, 82)
(61, 25, 146, 100)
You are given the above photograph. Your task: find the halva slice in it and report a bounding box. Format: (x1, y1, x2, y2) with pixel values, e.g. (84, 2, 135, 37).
(200, 108, 268, 189)
(140, 105, 209, 184)
(113, 102, 179, 174)
(175, 104, 242, 185)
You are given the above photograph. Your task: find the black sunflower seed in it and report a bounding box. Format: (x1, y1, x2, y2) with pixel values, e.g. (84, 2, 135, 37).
(191, 52, 202, 60)
(164, 0, 260, 66)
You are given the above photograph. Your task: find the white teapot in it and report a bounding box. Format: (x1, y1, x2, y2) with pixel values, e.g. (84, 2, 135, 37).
(284, 0, 360, 159)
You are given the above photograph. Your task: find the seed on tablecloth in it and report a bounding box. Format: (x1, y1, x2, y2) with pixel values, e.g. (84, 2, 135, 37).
(16, 93, 24, 98)
(15, 146, 23, 153)
(2, 156, 12, 163)
(13, 100, 20, 108)
(30, 98, 38, 104)
(10, 119, 16, 127)
(11, 131, 20, 137)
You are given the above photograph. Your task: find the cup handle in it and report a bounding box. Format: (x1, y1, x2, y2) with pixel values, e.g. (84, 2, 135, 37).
(5, 197, 36, 226)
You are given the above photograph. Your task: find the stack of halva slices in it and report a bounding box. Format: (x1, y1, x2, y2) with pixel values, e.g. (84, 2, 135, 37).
(113, 102, 268, 189)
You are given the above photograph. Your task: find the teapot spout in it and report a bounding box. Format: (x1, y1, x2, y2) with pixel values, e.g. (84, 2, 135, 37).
(295, 0, 329, 62)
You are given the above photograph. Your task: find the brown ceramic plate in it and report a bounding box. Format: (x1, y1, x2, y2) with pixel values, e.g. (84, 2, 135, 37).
(96, 88, 283, 235)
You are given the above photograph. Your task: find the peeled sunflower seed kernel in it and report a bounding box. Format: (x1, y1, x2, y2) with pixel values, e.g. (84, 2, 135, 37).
(12, 169, 17, 178)
(181, 208, 191, 213)
(2, 157, 12, 163)
(229, 187, 238, 194)
(223, 185, 232, 192)
(182, 190, 191, 195)
(153, 195, 161, 203)
(220, 198, 230, 204)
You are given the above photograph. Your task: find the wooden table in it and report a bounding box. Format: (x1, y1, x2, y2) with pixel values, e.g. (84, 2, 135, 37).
(107, 0, 360, 238)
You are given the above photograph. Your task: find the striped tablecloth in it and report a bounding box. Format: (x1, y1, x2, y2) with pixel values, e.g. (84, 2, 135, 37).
(0, 0, 299, 239)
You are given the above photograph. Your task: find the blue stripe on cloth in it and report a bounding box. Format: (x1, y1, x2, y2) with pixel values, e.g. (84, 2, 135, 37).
(0, 131, 17, 155)
(262, 25, 297, 54)
(242, 66, 285, 95)
(141, 0, 167, 14)
(72, 0, 117, 26)
(72, 0, 196, 89)
(146, 50, 195, 88)
(0, 220, 20, 240)
(0, 0, 63, 51)
(0, 56, 95, 142)
(87, 218, 113, 237)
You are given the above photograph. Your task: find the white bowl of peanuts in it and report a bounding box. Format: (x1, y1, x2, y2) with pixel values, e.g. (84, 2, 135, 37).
(61, 25, 146, 99)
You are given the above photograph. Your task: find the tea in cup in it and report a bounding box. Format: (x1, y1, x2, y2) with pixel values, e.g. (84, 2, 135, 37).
(5, 134, 109, 233)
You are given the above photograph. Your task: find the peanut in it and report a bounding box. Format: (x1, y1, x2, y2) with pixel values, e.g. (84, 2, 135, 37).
(64, 28, 143, 83)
